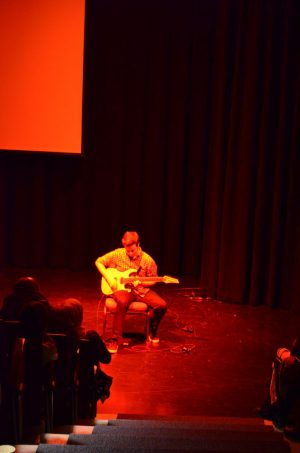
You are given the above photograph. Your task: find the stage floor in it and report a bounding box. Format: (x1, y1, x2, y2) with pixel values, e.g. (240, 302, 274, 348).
(1, 267, 300, 420)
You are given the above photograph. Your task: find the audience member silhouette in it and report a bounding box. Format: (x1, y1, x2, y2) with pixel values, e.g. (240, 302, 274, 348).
(259, 337, 300, 437)
(50, 298, 112, 419)
(0, 276, 51, 321)
(51, 298, 111, 364)
(277, 338, 300, 436)
(18, 301, 57, 441)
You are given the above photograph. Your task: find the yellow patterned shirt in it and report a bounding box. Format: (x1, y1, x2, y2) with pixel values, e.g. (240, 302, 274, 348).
(98, 247, 157, 296)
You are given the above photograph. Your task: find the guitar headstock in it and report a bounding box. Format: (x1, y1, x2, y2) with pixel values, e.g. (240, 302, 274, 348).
(162, 275, 179, 284)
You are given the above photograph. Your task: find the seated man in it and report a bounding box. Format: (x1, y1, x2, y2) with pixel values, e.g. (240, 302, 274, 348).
(95, 231, 167, 353)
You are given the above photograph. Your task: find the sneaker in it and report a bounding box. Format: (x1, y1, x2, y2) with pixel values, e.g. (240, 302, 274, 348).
(147, 334, 160, 344)
(119, 337, 131, 347)
(106, 338, 119, 354)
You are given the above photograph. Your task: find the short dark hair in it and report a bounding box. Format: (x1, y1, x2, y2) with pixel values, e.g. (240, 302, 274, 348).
(122, 231, 140, 246)
(14, 276, 39, 295)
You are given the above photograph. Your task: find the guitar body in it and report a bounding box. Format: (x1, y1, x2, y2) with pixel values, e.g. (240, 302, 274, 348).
(101, 268, 138, 295)
(101, 268, 179, 295)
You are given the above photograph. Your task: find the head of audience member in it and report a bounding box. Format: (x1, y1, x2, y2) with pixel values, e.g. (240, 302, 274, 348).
(13, 276, 40, 298)
(1, 276, 49, 322)
(56, 298, 84, 338)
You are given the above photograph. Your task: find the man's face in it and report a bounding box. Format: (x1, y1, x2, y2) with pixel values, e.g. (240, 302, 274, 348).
(124, 242, 139, 259)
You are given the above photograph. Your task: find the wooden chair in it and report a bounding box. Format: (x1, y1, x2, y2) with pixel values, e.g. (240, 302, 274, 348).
(102, 296, 150, 340)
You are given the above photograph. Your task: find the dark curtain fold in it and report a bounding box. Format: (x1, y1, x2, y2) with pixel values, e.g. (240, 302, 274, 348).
(0, 0, 299, 310)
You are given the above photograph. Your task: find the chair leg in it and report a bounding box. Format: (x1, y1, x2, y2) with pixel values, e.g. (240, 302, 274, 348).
(103, 311, 115, 339)
(103, 298, 150, 341)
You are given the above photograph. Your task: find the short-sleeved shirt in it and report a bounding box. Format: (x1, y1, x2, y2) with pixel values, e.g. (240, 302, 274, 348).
(98, 247, 157, 296)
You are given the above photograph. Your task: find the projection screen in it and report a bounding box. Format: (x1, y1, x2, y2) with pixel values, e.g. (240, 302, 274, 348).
(0, 0, 85, 154)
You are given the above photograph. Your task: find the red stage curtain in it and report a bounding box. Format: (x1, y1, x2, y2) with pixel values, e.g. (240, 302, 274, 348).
(0, 0, 299, 311)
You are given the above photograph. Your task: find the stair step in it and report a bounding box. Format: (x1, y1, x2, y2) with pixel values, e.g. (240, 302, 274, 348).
(114, 414, 268, 425)
(90, 426, 280, 438)
(101, 418, 273, 432)
(20, 444, 244, 453)
(15, 447, 38, 453)
(66, 432, 289, 452)
(14, 416, 291, 453)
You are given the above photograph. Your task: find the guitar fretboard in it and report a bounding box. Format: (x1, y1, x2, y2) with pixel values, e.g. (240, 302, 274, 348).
(121, 276, 163, 283)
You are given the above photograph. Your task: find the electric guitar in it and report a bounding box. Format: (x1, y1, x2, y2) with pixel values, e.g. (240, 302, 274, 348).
(101, 267, 179, 295)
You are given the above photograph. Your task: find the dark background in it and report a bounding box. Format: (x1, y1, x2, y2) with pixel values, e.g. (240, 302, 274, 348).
(0, 0, 299, 311)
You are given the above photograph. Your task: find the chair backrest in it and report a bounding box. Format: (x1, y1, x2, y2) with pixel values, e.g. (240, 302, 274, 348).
(0, 320, 23, 443)
(0, 320, 22, 386)
(48, 333, 80, 426)
(49, 333, 79, 387)
(0, 322, 56, 441)
(77, 338, 98, 419)
(77, 338, 95, 384)
(102, 296, 150, 339)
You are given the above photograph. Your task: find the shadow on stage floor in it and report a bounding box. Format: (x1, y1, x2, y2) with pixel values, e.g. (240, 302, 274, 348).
(1, 267, 300, 420)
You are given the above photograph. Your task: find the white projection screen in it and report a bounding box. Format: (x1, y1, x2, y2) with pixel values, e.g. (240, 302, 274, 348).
(0, 0, 85, 154)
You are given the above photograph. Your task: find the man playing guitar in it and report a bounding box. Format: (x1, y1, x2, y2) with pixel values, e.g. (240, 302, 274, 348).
(95, 231, 169, 353)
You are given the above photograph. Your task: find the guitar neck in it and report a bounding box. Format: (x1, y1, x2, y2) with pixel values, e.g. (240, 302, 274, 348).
(121, 276, 164, 283)
(101, 269, 179, 295)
